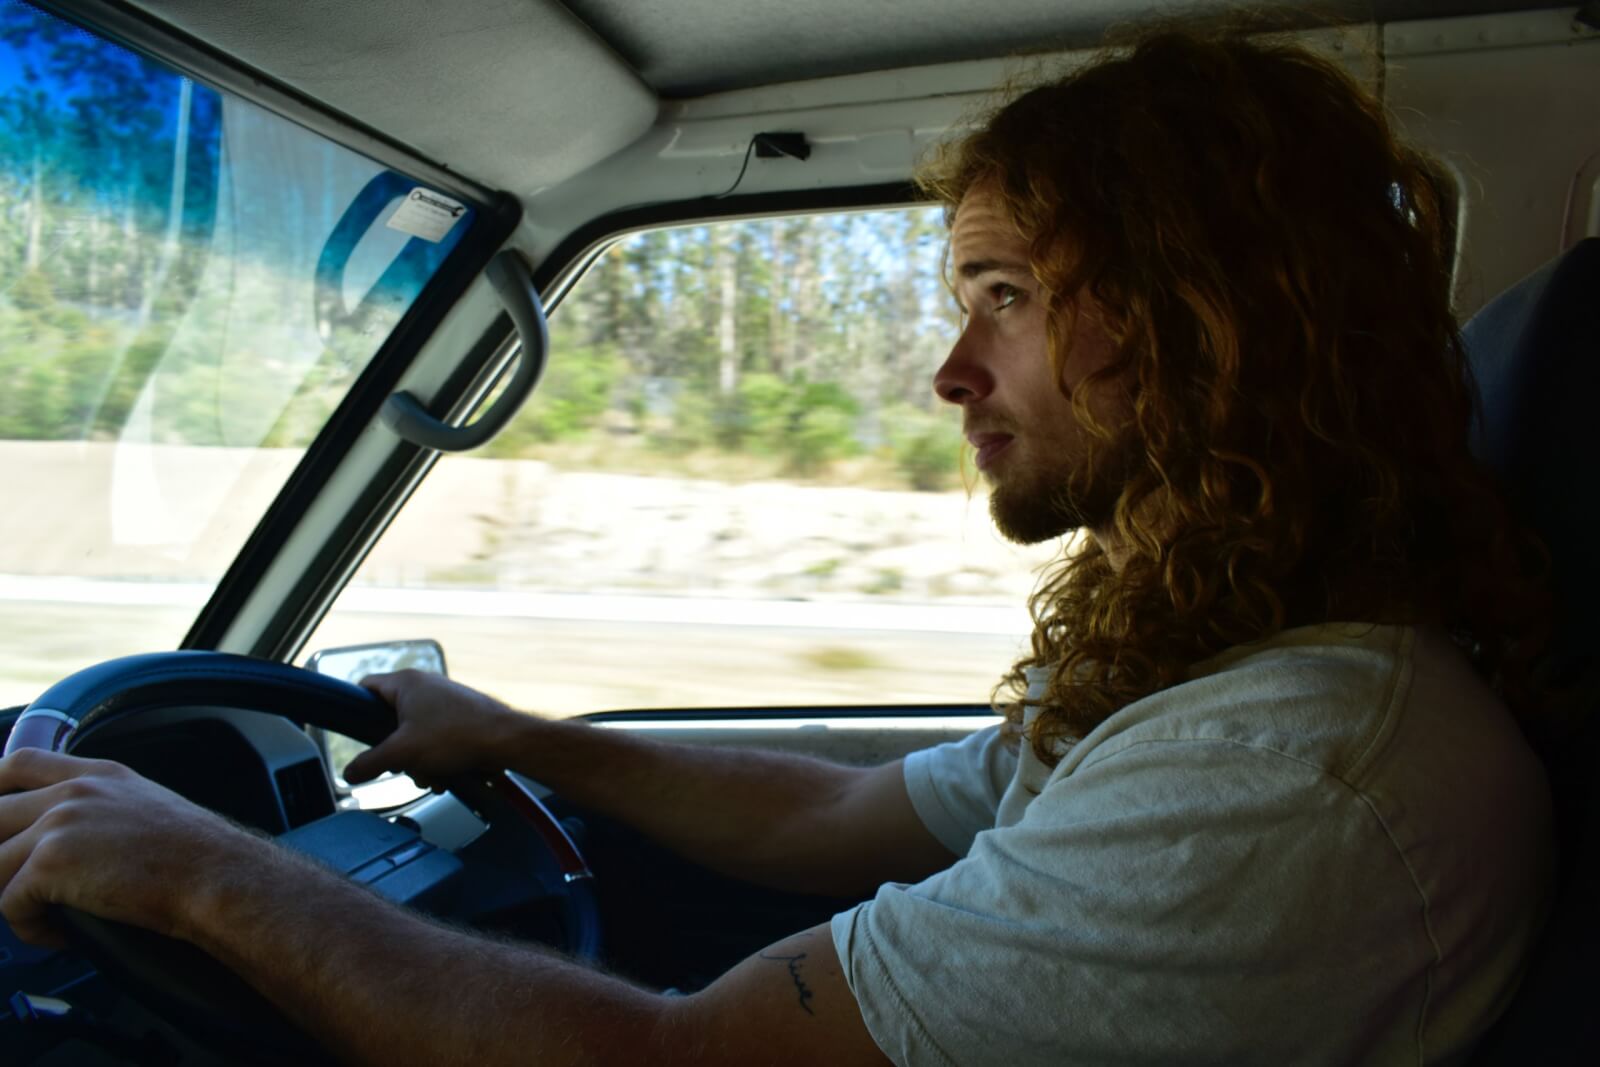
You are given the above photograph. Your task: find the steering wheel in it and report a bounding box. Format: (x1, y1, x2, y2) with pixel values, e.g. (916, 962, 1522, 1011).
(2, 651, 599, 1065)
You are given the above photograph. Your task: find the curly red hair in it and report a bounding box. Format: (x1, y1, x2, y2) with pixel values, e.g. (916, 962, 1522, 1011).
(920, 26, 1549, 762)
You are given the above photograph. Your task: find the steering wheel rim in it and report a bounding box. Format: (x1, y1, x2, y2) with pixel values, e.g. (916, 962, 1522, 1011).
(3, 651, 600, 1063)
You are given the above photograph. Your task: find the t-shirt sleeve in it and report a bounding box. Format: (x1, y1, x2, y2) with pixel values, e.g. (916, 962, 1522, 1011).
(901, 723, 1017, 857)
(832, 737, 1433, 1067)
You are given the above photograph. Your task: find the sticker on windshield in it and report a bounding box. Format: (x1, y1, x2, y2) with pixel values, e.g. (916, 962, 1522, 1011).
(387, 187, 467, 242)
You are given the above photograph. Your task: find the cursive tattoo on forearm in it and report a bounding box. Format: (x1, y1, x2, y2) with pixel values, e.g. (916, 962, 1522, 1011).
(759, 951, 816, 1016)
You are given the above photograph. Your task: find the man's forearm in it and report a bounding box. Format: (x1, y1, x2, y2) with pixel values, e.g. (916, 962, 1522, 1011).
(0, 750, 891, 1067)
(496, 716, 878, 895)
(352, 671, 948, 896)
(183, 836, 676, 1067)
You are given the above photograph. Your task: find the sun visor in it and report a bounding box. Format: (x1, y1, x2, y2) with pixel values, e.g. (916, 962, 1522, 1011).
(122, 0, 658, 193)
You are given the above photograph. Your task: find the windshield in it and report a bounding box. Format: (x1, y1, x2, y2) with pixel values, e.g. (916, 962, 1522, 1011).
(0, 1, 475, 707)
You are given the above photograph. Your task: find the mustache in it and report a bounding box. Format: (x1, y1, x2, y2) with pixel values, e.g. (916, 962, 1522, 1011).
(963, 417, 1019, 442)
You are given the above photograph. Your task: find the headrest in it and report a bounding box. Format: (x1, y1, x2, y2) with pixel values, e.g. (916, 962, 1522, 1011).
(1463, 238, 1600, 697)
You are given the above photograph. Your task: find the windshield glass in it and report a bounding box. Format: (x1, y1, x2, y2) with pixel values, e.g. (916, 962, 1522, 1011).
(306, 210, 1062, 719)
(0, 1, 475, 707)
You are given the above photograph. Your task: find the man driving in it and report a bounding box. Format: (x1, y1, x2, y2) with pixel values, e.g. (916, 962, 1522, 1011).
(0, 26, 1554, 1066)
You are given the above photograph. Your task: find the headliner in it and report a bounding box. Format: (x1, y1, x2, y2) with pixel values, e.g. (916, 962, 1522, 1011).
(562, 0, 1558, 96)
(115, 0, 1560, 200)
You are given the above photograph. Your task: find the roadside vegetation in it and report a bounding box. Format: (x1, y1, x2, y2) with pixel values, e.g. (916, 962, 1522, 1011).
(0, 6, 966, 492)
(474, 215, 967, 490)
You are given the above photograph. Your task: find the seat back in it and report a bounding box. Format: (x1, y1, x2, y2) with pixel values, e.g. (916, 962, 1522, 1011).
(1464, 237, 1600, 1063)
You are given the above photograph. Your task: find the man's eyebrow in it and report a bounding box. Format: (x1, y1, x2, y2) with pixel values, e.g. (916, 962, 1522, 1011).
(954, 257, 1030, 279)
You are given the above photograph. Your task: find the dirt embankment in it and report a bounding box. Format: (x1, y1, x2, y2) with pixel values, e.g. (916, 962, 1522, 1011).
(1, 441, 1059, 603)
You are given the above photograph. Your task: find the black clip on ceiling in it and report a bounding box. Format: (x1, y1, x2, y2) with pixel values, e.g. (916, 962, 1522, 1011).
(753, 132, 811, 161)
(380, 250, 549, 452)
(714, 131, 812, 198)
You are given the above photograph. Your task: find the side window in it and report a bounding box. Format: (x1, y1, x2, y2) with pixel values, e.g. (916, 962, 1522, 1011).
(304, 210, 1055, 716)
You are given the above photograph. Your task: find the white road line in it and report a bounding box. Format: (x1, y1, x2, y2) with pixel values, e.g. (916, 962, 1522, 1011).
(0, 574, 1031, 635)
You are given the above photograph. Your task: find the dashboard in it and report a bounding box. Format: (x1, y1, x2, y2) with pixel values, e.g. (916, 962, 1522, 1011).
(71, 709, 337, 834)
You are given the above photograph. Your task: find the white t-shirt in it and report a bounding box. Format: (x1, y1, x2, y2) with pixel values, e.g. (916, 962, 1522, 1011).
(831, 624, 1554, 1066)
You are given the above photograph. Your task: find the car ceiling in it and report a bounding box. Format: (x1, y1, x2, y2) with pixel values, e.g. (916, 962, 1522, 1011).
(563, 0, 1556, 96)
(119, 0, 1556, 201)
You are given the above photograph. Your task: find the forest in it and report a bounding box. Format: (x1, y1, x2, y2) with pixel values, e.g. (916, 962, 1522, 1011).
(1, 1, 968, 491)
(518, 213, 966, 489)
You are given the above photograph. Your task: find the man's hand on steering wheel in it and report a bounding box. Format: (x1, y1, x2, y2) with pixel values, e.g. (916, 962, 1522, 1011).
(346, 671, 530, 789)
(0, 658, 895, 1066)
(0, 748, 271, 948)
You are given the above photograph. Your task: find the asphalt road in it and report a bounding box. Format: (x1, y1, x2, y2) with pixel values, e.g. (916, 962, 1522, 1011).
(0, 581, 1030, 716)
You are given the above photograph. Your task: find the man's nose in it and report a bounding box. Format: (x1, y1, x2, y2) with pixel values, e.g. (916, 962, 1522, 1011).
(933, 329, 994, 406)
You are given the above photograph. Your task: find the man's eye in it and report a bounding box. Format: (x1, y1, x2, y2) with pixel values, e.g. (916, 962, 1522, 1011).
(992, 284, 1020, 311)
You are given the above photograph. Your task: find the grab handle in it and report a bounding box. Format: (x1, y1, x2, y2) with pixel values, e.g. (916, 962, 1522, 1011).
(380, 250, 548, 452)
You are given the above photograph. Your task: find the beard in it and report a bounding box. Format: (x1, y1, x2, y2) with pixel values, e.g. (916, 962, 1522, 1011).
(987, 431, 1141, 544)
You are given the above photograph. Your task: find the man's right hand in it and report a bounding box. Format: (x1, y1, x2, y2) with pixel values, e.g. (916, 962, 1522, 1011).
(349, 670, 954, 897)
(346, 670, 530, 787)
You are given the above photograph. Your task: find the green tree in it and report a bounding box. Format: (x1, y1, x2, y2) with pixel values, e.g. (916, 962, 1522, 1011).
(483, 342, 622, 455)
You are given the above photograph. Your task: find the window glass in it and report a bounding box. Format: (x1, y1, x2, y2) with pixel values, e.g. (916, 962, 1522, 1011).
(305, 210, 1058, 717)
(0, 0, 475, 707)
